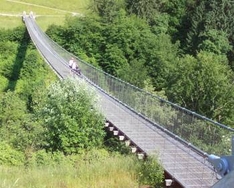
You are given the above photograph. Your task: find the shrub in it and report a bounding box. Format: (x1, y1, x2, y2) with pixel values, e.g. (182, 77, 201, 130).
(137, 155, 164, 187)
(38, 78, 106, 154)
(0, 142, 25, 166)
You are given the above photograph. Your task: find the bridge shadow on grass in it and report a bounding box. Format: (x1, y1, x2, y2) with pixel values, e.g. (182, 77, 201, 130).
(5, 26, 30, 91)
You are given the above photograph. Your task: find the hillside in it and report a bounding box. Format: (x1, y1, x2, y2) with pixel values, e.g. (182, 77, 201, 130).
(0, 0, 89, 30)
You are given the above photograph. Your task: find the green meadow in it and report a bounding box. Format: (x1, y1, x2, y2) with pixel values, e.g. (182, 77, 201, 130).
(0, 0, 89, 30)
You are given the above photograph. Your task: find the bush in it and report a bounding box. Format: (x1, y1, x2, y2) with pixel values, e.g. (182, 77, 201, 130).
(25, 149, 67, 168)
(38, 78, 106, 154)
(137, 155, 164, 187)
(0, 142, 25, 166)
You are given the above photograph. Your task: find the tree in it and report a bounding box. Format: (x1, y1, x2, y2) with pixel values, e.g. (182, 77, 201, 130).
(0, 91, 28, 141)
(101, 44, 128, 76)
(118, 59, 148, 88)
(198, 29, 232, 55)
(185, 0, 206, 54)
(38, 78, 105, 154)
(0, 91, 44, 151)
(145, 33, 179, 91)
(0, 41, 18, 81)
(126, 0, 162, 23)
(162, 0, 197, 39)
(89, 0, 126, 23)
(167, 51, 234, 125)
(15, 50, 57, 108)
(185, 0, 234, 61)
(100, 14, 149, 77)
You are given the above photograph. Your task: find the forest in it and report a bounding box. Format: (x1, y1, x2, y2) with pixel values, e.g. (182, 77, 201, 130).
(0, 0, 234, 187)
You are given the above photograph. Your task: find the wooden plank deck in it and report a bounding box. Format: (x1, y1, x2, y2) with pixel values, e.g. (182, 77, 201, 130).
(24, 16, 219, 188)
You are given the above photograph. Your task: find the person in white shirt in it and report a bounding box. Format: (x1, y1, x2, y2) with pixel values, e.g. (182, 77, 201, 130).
(72, 61, 77, 71)
(69, 57, 74, 68)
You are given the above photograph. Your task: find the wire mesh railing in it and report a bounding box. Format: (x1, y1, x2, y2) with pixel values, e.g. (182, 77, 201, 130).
(26, 16, 234, 157)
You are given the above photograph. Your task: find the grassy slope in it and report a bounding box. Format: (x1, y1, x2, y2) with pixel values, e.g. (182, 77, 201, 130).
(0, 0, 90, 30)
(0, 156, 139, 188)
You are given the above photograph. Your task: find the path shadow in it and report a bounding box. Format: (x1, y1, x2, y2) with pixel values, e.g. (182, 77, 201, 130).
(5, 26, 30, 91)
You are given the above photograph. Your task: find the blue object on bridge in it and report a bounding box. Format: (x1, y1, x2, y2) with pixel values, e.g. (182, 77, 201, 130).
(208, 154, 229, 177)
(208, 136, 234, 177)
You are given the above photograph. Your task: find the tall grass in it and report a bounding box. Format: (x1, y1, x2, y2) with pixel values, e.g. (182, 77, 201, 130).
(0, 154, 139, 188)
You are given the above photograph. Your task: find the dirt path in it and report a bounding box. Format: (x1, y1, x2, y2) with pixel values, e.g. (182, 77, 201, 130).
(0, 13, 21, 17)
(0, 13, 68, 18)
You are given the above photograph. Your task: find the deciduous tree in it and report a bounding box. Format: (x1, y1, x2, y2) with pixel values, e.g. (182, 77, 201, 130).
(167, 51, 234, 125)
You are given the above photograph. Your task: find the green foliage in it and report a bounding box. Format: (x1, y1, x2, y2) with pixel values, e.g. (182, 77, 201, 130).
(15, 49, 57, 104)
(0, 41, 18, 80)
(45, 24, 66, 47)
(102, 44, 128, 76)
(198, 29, 232, 55)
(101, 14, 179, 89)
(0, 26, 31, 93)
(143, 79, 167, 99)
(118, 59, 148, 88)
(48, 15, 104, 67)
(0, 91, 45, 151)
(126, 0, 162, 24)
(80, 148, 110, 163)
(174, 118, 232, 156)
(89, 0, 126, 22)
(0, 91, 28, 132)
(137, 155, 164, 187)
(104, 131, 131, 155)
(167, 51, 234, 124)
(162, 0, 187, 35)
(38, 78, 105, 154)
(145, 33, 179, 90)
(150, 13, 169, 35)
(185, 0, 234, 59)
(0, 29, 9, 42)
(0, 26, 28, 43)
(7, 26, 30, 43)
(25, 149, 68, 168)
(0, 76, 8, 92)
(0, 142, 25, 166)
(48, 13, 171, 89)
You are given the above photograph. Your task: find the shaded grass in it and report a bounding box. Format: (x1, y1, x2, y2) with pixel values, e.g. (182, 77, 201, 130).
(0, 0, 90, 30)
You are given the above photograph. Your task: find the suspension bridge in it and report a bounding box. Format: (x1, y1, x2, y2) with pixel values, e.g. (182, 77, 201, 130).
(23, 13, 234, 187)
